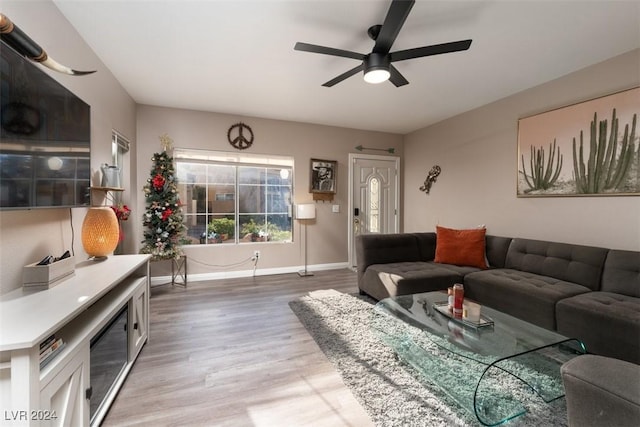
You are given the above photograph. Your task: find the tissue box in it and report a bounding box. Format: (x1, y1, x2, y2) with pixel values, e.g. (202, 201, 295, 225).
(23, 256, 75, 289)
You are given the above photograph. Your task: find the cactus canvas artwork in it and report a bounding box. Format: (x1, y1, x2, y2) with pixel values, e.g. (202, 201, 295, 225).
(517, 87, 639, 197)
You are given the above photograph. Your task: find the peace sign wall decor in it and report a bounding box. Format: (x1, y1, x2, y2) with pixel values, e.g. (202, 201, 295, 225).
(227, 122, 254, 150)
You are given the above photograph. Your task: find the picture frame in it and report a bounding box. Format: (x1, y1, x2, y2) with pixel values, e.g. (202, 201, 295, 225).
(517, 86, 639, 197)
(310, 158, 337, 194)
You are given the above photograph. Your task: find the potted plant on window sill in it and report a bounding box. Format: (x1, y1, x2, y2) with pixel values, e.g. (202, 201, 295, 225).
(242, 219, 269, 242)
(208, 218, 235, 243)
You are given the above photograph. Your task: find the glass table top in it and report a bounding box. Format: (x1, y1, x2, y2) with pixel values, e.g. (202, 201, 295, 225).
(372, 291, 585, 426)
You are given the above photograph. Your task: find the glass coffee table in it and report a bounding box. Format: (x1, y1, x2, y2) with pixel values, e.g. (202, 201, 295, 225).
(372, 291, 585, 426)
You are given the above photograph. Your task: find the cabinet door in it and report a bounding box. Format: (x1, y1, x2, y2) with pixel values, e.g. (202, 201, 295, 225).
(129, 284, 148, 360)
(39, 346, 90, 427)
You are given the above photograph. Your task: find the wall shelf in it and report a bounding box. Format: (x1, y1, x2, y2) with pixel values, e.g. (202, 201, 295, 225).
(90, 187, 124, 206)
(90, 186, 124, 192)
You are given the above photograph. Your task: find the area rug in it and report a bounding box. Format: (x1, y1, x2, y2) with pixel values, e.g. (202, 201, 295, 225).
(289, 290, 568, 427)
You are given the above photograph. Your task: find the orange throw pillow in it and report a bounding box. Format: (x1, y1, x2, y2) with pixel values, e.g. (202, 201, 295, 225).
(434, 225, 488, 269)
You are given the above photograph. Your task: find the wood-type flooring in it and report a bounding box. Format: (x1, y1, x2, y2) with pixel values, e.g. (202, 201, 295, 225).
(103, 269, 373, 427)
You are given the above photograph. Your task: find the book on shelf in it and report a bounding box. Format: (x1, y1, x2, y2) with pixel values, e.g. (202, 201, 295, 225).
(39, 338, 64, 363)
(39, 334, 56, 353)
(40, 342, 66, 369)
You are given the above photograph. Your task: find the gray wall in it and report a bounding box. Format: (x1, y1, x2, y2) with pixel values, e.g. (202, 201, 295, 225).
(404, 49, 640, 251)
(0, 1, 137, 294)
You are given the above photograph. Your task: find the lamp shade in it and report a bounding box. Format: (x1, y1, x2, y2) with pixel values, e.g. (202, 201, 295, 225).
(82, 207, 119, 258)
(296, 204, 316, 220)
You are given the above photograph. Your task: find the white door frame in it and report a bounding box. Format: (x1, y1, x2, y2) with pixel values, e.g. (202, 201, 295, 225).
(348, 152, 400, 269)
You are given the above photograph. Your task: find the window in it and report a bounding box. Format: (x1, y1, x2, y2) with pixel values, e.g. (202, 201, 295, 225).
(111, 131, 130, 255)
(112, 131, 130, 171)
(175, 149, 293, 245)
(111, 130, 130, 204)
(368, 177, 380, 233)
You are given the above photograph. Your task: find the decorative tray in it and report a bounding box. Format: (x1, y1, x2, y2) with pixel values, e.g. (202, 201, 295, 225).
(433, 302, 494, 329)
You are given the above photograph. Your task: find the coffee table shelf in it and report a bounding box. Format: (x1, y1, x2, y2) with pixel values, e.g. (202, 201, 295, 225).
(372, 292, 585, 426)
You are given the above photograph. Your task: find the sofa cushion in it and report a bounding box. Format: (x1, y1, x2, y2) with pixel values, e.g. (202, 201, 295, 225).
(562, 355, 640, 427)
(412, 232, 437, 261)
(601, 250, 640, 297)
(409, 233, 512, 267)
(356, 233, 422, 285)
(434, 225, 488, 269)
(556, 292, 640, 364)
(464, 269, 591, 330)
(485, 235, 513, 268)
(505, 238, 608, 291)
(360, 261, 478, 301)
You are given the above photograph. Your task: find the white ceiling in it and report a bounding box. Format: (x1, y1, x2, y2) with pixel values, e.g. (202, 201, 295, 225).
(53, 0, 640, 135)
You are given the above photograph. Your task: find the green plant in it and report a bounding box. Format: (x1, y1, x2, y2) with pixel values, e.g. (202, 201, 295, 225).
(521, 139, 563, 191)
(572, 109, 637, 193)
(269, 229, 292, 242)
(207, 217, 235, 238)
(178, 236, 193, 245)
(263, 222, 292, 242)
(240, 219, 293, 242)
(241, 219, 262, 237)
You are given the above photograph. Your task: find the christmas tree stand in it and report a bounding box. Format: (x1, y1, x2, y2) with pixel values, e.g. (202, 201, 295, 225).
(151, 256, 187, 288)
(171, 255, 187, 287)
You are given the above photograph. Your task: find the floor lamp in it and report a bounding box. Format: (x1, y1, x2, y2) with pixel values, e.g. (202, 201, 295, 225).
(297, 203, 316, 277)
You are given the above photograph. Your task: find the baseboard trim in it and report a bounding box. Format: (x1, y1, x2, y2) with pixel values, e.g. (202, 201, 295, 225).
(150, 262, 350, 287)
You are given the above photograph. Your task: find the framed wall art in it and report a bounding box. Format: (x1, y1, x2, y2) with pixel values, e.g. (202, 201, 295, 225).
(310, 158, 336, 194)
(517, 86, 639, 197)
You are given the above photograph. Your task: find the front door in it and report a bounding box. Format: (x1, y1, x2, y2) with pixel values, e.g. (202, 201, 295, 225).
(348, 153, 400, 269)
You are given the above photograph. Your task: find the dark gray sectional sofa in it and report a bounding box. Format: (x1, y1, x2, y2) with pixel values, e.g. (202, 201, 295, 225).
(562, 355, 640, 426)
(355, 232, 640, 365)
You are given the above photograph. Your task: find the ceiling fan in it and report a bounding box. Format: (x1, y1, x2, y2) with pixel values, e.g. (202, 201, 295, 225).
(294, 0, 472, 87)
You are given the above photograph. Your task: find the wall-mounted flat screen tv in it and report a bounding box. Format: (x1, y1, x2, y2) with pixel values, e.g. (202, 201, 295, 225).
(0, 40, 91, 210)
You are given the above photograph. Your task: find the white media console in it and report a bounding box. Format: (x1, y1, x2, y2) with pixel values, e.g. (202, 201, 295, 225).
(0, 255, 151, 426)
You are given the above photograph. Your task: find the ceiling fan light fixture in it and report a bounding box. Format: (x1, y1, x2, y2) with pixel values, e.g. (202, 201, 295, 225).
(363, 53, 390, 84)
(294, 0, 471, 87)
(364, 68, 390, 84)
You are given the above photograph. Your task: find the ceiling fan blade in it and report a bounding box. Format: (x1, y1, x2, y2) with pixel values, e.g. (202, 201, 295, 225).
(294, 42, 364, 61)
(388, 65, 409, 87)
(390, 39, 472, 62)
(322, 64, 364, 87)
(373, 0, 415, 54)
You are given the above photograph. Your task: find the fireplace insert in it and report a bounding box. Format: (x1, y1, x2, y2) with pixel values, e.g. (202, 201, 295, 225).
(89, 305, 128, 424)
